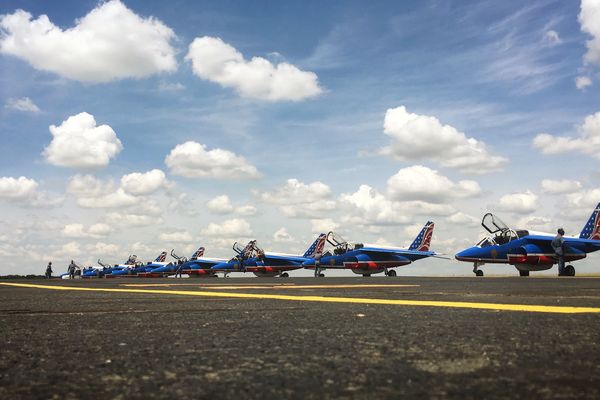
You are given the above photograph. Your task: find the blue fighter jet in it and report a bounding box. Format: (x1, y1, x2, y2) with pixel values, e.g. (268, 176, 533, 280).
(81, 259, 116, 278)
(238, 234, 327, 277)
(302, 222, 438, 277)
(108, 252, 168, 277)
(211, 234, 327, 277)
(139, 247, 207, 277)
(455, 203, 600, 277)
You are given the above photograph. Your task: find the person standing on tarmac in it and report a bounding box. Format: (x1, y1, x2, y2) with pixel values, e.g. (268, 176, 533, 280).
(551, 228, 566, 276)
(45, 262, 53, 279)
(68, 260, 77, 279)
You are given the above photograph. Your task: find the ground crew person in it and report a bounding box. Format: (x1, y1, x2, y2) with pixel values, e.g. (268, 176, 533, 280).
(68, 260, 77, 279)
(45, 262, 53, 279)
(552, 228, 565, 275)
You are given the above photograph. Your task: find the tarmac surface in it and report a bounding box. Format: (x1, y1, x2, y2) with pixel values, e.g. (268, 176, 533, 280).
(1, 276, 600, 399)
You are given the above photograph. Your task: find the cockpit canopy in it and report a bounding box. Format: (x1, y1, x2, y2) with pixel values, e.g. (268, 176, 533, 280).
(482, 213, 509, 234)
(325, 231, 363, 255)
(477, 213, 529, 247)
(232, 240, 264, 260)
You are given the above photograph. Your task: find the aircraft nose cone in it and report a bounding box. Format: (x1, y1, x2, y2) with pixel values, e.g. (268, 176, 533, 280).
(455, 247, 476, 261)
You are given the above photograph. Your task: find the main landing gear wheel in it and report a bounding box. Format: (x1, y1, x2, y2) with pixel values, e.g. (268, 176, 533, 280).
(386, 269, 397, 277)
(565, 265, 576, 277)
(362, 274, 371, 277)
(519, 270, 530, 277)
(475, 270, 484, 277)
(280, 272, 289, 278)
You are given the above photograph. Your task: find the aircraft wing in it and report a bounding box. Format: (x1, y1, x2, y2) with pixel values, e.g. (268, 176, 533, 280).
(186, 258, 226, 269)
(263, 254, 307, 264)
(359, 247, 436, 259)
(523, 235, 600, 253)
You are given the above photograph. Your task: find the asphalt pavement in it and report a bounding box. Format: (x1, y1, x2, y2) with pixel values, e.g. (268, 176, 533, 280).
(1, 276, 600, 399)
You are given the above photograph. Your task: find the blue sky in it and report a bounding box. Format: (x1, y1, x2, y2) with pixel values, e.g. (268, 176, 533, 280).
(1, 0, 599, 276)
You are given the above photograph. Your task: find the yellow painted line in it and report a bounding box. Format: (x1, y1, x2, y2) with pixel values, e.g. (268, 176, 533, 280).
(123, 283, 296, 287)
(2, 282, 600, 314)
(119, 284, 419, 290)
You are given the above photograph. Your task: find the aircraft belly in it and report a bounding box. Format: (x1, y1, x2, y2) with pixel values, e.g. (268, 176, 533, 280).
(344, 260, 405, 273)
(351, 267, 384, 275)
(507, 253, 587, 265)
(252, 271, 280, 277)
(514, 264, 553, 272)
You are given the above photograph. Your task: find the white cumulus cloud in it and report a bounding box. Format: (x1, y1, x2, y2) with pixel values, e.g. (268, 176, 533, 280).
(159, 231, 194, 243)
(311, 218, 339, 234)
(185, 36, 322, 101)
(496, 190, 539, 214)
(201, 218, 253, 238)
(120, 169, 169, 195)
(206, 194, 258, 216)
(62, 223, 113, 238)
(106, 212, 163, 227)
(580, 0, 600, 66)
(0, 176, 38, 200)
(516, 216, 554, 232)
(77, 188, 138, 209)
(576, 75, 592, 90)
(5, 97, 39, 112)
(206, 195, 234, 214)
(165, 141, 260, 180)
(255, 179, 336, 218)
(339, 183, 456, 228)
(380, 106, 507, 174)
(543, 30, 561, 45)
(560, 188, 600, 218)
(533, 111, 600, 159)
(541, 179, 582, 194)
(447, 212, 480, 226)
(273, 227, 294, 243)
(44, 112, 123, 169)
(339, 185, 411, 226)
(0, 1, 177, 83)
(66, 174, 116, 198)
(387, 165, 481, 203)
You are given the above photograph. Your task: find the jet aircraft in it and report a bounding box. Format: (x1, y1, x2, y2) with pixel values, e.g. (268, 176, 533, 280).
(210, 234, 327, 277)
(81, 259, 116, 278)
(140, 247, 206, 277)
(302, 222, 438, 277)
(455, 203, 600, 276)
(108, 252, 167, 277)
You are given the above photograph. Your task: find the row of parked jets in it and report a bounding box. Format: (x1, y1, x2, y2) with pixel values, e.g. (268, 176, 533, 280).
(65, 203, 600, 279)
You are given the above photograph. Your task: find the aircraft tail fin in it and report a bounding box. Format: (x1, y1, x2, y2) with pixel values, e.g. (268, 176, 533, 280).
(303, 233, 327, 258)
(191, 246, 205, 260)
(408, 221, 435, 251)
(154, 251, 168, 262)
(579, 203, 600, 240)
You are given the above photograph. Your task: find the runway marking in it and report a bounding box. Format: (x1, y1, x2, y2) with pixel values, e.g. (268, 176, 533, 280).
(119, 284, 419, 290)
(3, 282, 600, 314)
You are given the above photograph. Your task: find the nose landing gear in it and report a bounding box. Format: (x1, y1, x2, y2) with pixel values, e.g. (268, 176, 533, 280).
(473, 262, 484, 277)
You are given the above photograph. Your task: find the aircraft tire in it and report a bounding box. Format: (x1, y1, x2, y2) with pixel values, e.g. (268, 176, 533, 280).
(475, 270, 484, 277)
(566, 265, 575, 277)
(362, 274, 371, 277)
(519, 270, 530, 277)
(318, 273, 325, 277)
(387, 269, 397, 277)
(281, 272, 289, 278)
